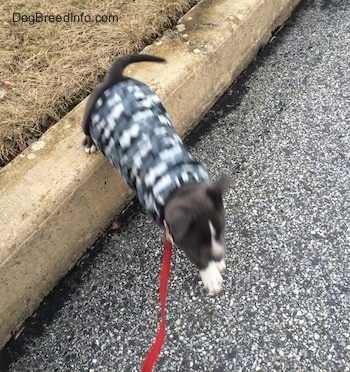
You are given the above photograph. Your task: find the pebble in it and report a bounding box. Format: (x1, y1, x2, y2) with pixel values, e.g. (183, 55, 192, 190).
(176, 24, 186, 32)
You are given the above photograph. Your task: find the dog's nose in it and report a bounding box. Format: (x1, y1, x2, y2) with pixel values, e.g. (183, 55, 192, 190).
(211, 236, 226, 261)
(212, 244, 225, 260)
(213, 252, 224, 262)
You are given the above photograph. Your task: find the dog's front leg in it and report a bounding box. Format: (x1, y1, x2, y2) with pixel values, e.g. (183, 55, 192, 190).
(199, 260, 226, 295)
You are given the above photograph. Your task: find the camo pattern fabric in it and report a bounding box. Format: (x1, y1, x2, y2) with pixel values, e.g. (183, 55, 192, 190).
(89, 79, 211, 225)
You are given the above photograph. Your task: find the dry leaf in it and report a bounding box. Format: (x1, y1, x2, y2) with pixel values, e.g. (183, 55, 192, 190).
(110, 220, 122, 231)
(3, 80, 15, 87)
(0, 89, 7, 99)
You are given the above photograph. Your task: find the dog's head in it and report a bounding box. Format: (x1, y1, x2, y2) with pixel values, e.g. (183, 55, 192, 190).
(164, 175, 230, 294)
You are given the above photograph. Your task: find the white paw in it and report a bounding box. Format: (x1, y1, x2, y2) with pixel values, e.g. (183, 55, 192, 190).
(199, 261, 224, 295)
(85, 144, 97, 154)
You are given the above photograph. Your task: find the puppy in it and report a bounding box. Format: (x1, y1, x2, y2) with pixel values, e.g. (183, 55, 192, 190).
(82, 54, 229, 295)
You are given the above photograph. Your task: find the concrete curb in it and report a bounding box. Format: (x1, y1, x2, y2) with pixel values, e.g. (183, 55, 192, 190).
(0, 0, 300, 349)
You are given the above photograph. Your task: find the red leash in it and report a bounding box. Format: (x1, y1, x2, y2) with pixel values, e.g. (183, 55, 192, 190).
(142, 238, 173, 371)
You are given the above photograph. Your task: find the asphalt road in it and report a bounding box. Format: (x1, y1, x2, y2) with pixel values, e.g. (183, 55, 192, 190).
(1, 0, 349, 370)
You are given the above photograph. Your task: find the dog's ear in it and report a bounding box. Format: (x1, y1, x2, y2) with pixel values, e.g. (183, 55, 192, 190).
(165, 207, 192, 243)
(206, 174, 232, 209)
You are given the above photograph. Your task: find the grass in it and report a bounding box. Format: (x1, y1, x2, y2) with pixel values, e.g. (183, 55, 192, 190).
(0, 0, 200, 167)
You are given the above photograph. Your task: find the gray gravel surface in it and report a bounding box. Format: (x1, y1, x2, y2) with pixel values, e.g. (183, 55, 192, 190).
(1, 0, 349, 370)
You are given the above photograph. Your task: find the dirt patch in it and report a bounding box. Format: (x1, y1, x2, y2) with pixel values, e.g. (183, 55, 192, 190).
(0, 0, 200, 167)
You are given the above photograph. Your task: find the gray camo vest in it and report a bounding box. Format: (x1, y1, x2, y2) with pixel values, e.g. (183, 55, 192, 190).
(89, 80, 210, 225)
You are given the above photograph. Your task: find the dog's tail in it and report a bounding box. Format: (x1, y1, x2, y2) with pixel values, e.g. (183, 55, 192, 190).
(82, 53, 166, 139)
(106, 54, 166, 84)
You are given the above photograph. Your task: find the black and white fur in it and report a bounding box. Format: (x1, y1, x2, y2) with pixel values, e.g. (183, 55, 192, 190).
(82, 54, 230, 295)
